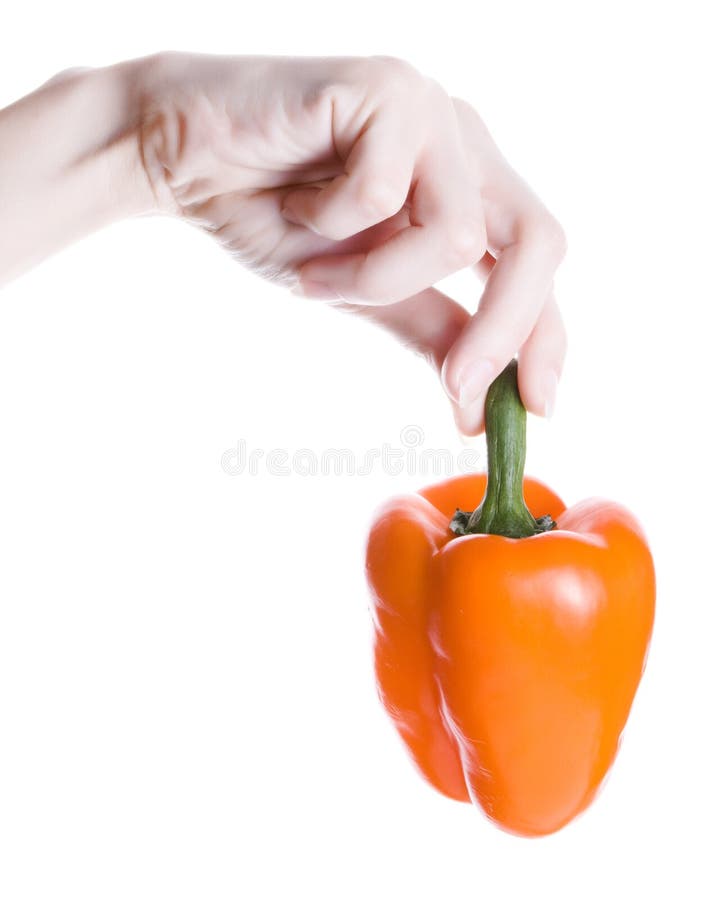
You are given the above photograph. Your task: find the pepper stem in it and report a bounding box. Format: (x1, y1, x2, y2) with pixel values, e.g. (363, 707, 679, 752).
(449, 360, 556, 539)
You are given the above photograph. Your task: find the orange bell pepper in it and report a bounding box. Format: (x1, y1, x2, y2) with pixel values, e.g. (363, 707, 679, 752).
(366, 361, 655, 837)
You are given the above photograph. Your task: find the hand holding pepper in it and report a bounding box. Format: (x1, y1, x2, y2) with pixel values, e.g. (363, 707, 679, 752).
(0, 54, 565, 434)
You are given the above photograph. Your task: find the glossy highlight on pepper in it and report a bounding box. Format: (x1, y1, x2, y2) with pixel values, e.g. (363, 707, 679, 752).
(366, 361, 655, 837)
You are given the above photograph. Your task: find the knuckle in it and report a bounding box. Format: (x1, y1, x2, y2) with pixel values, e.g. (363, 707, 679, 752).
(366, 55, 425, 101)
(370, 54, 420, 84)
(42, 66, 93, 87)
(423, 76, 452, 107)
(356, 179, 406, 221)
(444, 217, 487, 266)
(538, 215, 568, 261)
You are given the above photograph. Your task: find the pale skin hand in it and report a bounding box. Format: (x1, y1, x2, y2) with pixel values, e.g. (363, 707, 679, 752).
(0, 53, 567, 433)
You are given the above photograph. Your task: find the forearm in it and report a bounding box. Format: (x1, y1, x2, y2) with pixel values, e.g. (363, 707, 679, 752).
(0, 59, 156, 286)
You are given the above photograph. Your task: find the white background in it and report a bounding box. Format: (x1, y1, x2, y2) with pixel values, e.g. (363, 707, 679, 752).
(1, 2, 710, 897)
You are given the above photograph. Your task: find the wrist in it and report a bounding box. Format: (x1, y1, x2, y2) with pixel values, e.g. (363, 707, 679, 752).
(24, 60, 159, 226)
(123, 51, 186, 217)
(78, 58, 160, 221)
(0, 59, 160, 285)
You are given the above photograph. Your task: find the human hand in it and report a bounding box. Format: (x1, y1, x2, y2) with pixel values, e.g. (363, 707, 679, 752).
(137, 53, 567, 433)
(0, 53, 565, 432)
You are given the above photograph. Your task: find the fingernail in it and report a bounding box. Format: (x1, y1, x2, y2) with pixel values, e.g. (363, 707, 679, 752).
(281, 203, 302, 225)
(282, 204, 323, 236)
(456, 359, 496, 408)
(543, 368, 559, 419)
(293, 279, 341, 300)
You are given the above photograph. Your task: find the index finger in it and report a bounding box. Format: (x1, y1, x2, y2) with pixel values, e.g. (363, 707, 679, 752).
(441, 217, 567, 420)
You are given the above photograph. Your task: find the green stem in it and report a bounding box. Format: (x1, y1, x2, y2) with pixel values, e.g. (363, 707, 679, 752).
(449, 360, 556, 539)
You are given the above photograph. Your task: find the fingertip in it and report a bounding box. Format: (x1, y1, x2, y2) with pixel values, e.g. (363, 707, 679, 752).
(518, 364, 559, 419)
(542, 368, 559, 419)
(440, 354, 460, 405)
(441, 353, 497, 410)
(281, 188, 322, 234)
(451, 395, 487, 437)
(441, 349, 488, 435)
(517, 298, 567, 418)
